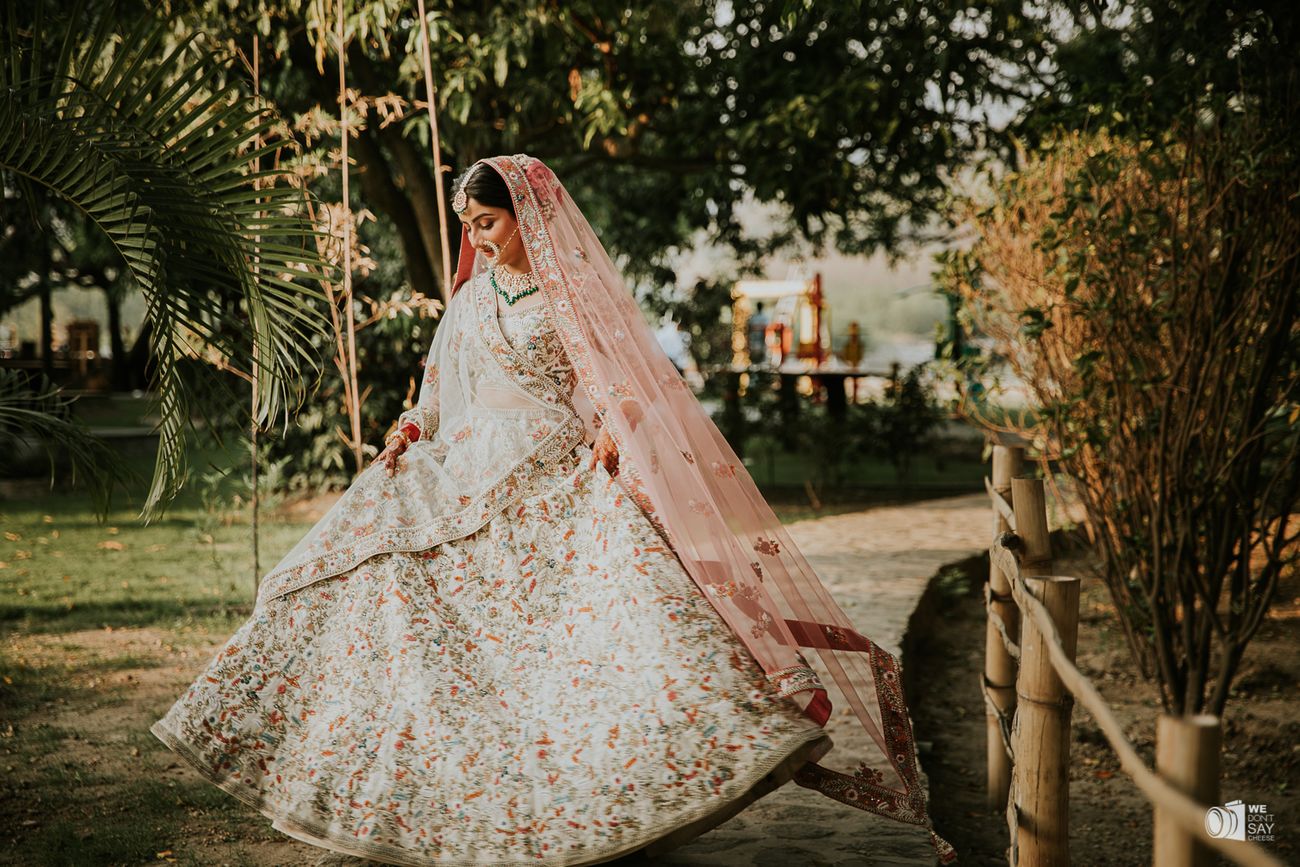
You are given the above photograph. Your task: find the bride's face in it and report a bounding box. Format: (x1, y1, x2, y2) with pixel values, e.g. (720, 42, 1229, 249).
(460, 199, 527, 270)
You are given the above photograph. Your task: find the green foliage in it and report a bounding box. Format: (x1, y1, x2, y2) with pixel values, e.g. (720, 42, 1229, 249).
(1015, 1, 1299, 147)
(942, 118, 1300, 715)
(726, 363, 944, 497)
(1, 2, 334, 521)
(874, 364, 944, 485)
(186, 0, 1041, 284)
(795, 403, 866, 493)
(114, 0, 1046, 503)
(192, 452, 293, 555)
(642, 275, 735, 396)
(241, 295, 439, 493)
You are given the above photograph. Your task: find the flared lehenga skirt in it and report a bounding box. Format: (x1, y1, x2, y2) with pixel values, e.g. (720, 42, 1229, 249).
(151, 443, 833, 866)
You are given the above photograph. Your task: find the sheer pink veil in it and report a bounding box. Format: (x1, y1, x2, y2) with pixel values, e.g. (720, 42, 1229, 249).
(451, 154, 953, 862)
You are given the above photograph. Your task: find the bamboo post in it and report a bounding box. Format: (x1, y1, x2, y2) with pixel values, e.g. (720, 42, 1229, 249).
(986, 444, 1023, 808)
(1014, 573, 1079, 867)
(336, 0, 362, 472)
(250, 33, 263, 595)
(1011, 476, 1053, 577)
(1154, 714, 1221, 867)
(414, 0, 454, 300)
(1011, 477, 1071, 866)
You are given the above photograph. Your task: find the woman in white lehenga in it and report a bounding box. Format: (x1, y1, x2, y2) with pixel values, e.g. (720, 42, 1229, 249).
(151, 154, 954, 866)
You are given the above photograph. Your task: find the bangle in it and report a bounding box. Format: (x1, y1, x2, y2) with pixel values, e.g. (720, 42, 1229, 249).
(385, 429, 410, 448)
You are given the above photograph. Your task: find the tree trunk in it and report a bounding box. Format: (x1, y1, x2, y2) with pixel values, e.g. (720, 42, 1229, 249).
(348, 126, 440, 294)
(104, 284, 129, 391)
(345, 45, 456, 289)
(38, 225, 53, 381)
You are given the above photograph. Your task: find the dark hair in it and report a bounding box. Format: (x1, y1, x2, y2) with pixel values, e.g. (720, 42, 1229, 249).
(453, 163, 515, 217)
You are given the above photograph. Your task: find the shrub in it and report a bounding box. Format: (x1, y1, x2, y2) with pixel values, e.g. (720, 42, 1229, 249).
(940, 116, 1300, 715)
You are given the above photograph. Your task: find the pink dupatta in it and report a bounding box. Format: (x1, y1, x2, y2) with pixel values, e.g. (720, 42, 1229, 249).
(452, 154, 954, 862)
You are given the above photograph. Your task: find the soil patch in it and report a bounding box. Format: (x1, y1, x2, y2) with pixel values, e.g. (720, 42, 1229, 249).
(0, 626, 323, 865)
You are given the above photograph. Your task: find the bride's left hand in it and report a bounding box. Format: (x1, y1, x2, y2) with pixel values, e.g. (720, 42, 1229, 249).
(589, 428, 619, 476)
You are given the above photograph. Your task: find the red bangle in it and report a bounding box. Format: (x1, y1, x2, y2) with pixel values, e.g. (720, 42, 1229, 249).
(400, 422, 421, 443)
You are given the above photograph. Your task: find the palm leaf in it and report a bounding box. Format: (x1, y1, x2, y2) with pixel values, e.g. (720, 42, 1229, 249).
(0, 1, 338, 521)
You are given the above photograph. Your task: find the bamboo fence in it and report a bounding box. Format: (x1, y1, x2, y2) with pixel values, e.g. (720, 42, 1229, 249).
(981, 442, 1282, 867)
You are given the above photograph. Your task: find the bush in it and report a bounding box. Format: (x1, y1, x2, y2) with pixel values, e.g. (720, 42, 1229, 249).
(941, 116, 1300, 715)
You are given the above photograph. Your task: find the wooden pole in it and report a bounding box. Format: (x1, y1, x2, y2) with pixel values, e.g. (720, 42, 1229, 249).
(1014, 573, 1079, 867)
(1154, 714, 1221, 867)
(986, 444, 1023, 808)
(414, 0, 453, 301)
(990, 541, 1284, 867)
(1011, 477, 1069, 866)
(336, 0, 362, 473)
(1011, 476, 1053, 577)
(250, 34, 262, 597)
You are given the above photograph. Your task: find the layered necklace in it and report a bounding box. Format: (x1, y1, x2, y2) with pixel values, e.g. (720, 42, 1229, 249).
(490, 265, 540, 306)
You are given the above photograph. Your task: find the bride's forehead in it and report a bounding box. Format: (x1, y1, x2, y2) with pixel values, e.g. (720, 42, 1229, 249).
(460, 202, 510, 223)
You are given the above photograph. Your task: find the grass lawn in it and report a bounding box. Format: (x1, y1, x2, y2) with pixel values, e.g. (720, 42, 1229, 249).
(0, 436, 312, 637)
(0, 420, 987, 864)
(65, 393, 159, 429)
(0, 436, 320, 865)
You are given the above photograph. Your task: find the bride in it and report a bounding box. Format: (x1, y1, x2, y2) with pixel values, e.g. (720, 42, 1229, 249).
(151, 154, 953, 866)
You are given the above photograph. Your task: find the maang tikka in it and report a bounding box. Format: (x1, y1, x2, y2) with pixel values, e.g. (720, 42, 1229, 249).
(452, 164, 477, 215)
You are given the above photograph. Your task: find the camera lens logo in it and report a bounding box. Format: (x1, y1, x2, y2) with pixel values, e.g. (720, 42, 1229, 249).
(1205, 800, 1246, 841)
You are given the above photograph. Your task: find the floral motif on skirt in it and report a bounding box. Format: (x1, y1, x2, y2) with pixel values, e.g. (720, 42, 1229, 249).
(152, 444, 829, 866)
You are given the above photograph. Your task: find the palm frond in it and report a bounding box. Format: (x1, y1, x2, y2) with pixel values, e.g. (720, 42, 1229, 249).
(0, 1, 338, 521)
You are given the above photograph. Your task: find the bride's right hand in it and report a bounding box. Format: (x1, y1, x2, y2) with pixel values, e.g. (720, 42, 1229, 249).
(374, 436, 409, 477)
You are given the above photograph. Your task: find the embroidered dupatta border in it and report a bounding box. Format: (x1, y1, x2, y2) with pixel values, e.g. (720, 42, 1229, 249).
(787, 619, 957, 862)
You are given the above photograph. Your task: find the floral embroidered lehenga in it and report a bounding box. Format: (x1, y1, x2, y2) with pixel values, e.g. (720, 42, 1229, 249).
(151, 154, 952, 866)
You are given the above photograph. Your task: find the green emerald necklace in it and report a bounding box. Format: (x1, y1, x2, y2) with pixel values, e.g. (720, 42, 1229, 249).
(490, 267, 540, 306)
